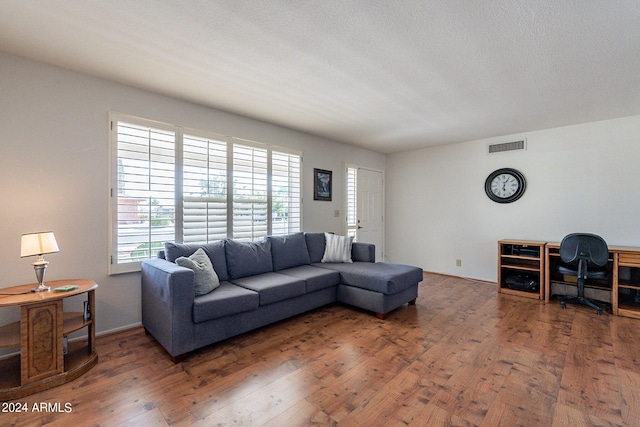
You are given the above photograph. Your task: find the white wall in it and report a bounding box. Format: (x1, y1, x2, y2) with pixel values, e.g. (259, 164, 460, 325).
(386, 115, 640, 282)
(0, 52, 385, 334)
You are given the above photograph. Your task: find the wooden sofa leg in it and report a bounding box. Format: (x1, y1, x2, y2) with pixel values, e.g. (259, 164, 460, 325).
(408, 299, 417, 305)
(170, 353, 188, 364)
(375, 312, 388, 320)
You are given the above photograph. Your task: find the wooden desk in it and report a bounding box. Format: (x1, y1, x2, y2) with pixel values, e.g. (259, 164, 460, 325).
(612, 246, 640, 319)
(544, 243, 640, 318)
(0, 279, 98, 400)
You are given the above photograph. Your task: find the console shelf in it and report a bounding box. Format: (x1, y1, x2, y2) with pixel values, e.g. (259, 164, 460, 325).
(0, 279, 98, 400)
(0, 321, 20, 348)
(498, 240, 546, 300)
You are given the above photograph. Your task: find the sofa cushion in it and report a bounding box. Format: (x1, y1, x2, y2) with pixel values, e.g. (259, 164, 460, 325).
(268, 232, 311, 271)
(277, 265, 340, 293)
(164, 241, 229, 281)
(321, 233, 353, 263)
(193, 282, 259, 323)
(231, 272, 305, 305)
(314, 262, 423, 295)
(351, 242, 375, 263)
(225, 239, 273, 280)
(305, 232, 326, 263)
(175, 248, 220, 296)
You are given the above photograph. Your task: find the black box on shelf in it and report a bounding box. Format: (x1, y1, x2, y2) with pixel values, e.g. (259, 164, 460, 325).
(504, 272, 539, 292)
(502, 244, 539, 257)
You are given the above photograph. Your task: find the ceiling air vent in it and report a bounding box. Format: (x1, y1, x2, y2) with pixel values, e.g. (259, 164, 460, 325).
(488, 139, 526, 154)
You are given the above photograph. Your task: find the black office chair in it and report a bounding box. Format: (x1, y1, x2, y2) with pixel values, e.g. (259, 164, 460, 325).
(557, 233, 609, 315)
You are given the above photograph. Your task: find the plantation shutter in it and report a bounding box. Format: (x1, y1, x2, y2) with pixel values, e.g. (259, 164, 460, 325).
(232, 143, 268, 241)
(346, 166, 357, 238)
(271, 150, 301, 235)
(110, 117, 176, 274)
(183, 133, 228, 244)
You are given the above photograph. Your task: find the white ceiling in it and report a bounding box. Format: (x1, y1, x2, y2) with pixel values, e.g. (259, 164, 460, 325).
(1, 1, 640, 154)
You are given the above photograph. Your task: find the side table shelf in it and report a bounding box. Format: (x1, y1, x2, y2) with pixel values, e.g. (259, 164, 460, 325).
(0, 322, 21, 348)
(498, 240, 546, 300)
(0, 279, 98, 401)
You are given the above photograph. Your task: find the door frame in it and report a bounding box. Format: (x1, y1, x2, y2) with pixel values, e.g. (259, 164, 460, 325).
(344, 163, 385, 261)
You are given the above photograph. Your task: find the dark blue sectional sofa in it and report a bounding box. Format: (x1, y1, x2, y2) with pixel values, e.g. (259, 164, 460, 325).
(141, 232, 423, 362)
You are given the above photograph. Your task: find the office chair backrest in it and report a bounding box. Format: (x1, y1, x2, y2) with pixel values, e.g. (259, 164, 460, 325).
(559, 233, 608, 268)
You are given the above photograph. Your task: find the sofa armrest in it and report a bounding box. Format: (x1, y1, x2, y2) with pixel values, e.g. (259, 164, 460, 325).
(141, 258, 196, 358)
(352, 242, 375, 263)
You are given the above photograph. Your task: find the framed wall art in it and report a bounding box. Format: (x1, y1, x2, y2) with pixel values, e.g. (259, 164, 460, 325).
(313, 168, 332, 201)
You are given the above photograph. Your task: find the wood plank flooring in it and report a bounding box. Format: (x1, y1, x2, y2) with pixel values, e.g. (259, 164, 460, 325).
(4, 272, 640, 426)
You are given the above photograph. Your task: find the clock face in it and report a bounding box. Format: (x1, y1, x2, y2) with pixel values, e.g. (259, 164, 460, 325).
(491, 173, 519, 198)
(485, 168, 526, 203)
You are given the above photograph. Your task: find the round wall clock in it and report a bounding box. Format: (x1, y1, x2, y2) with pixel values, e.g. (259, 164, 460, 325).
(484, 168, 526, 203)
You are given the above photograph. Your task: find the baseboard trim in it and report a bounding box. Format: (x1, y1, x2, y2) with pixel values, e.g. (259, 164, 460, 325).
(422, 270, 495, 285)
(96, 322, 143, 338)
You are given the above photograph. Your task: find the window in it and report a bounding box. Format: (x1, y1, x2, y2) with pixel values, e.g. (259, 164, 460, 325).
(109, 113, 302, 274)
(109, 117, 176, 274)
(346, 165, 358, 239)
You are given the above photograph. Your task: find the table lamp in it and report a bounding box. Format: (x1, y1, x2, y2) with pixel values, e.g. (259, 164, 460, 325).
(21, 231, 60, 292)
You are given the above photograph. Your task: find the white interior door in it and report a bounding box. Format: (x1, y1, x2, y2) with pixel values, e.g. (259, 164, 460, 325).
(357, 168, 383, 261)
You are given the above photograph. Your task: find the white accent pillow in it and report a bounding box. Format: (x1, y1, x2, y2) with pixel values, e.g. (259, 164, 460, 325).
(321, 233, 353, 263)
(175, 247, 220, 296)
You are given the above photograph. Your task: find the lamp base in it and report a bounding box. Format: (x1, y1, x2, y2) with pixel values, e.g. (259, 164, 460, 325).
(32, 259, 51, 293)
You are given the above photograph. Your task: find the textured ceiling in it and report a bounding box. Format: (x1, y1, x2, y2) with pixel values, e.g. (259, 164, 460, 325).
(1, 0, 640, 153)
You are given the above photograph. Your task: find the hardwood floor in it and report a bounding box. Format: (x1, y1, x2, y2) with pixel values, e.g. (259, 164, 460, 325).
(4, 272, 640, 426)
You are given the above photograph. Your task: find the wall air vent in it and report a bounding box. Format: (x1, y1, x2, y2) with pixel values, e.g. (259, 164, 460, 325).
(488, 139, 526, 154)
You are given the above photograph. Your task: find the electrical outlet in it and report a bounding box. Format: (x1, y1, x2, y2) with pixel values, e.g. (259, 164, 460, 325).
(456, 259, 462, 267)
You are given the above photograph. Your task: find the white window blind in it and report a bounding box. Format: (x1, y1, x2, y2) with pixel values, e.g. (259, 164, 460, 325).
(110, 113, 302, 273)
(110, 117, 176, 274)
(346, 165, 357, 239)
(183, 133, 228, 244)
(272, 151, 301, 235)
(232, 143, 268, 241)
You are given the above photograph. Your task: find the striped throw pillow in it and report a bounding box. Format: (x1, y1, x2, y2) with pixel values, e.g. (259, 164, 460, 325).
(321, 233, 353, 263)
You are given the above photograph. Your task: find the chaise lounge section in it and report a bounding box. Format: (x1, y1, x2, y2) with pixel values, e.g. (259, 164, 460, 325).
(141, 232, 422, 362)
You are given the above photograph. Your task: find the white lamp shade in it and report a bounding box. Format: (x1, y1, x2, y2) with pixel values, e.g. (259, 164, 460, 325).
(20, 232, 60, 257)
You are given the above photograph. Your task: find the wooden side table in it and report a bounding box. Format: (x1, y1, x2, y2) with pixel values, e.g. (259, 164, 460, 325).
(0, 279, 98, 400)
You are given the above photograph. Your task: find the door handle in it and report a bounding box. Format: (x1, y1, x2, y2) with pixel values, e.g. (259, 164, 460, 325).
(357, 226, 363, 229)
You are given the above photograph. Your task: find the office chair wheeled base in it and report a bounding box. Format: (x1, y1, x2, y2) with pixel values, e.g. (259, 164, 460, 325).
(560, 296, 602, 315)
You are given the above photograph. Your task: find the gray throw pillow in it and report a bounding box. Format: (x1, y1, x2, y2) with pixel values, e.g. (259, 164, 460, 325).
(321, 233, 353, 263)
(175, 247, 220, 296)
